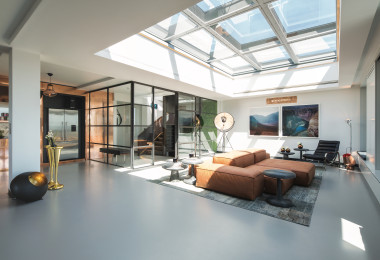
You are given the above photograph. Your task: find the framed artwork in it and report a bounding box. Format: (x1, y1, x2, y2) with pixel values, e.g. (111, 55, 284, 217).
(249, 107, 279, 136)
(282, 104, 319, 137)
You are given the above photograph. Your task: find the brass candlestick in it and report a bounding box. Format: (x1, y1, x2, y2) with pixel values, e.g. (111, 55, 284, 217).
(46, 146, 64, 190)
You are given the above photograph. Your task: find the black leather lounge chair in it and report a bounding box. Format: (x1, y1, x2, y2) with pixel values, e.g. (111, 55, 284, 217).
(303, 140, 340, 167)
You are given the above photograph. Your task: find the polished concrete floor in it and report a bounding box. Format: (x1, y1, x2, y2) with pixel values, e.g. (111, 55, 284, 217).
(0, 161, 380, 260)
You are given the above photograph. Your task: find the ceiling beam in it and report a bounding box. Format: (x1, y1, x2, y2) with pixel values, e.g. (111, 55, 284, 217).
(183, 10, 262, 70)
(257, 0, 299, 64)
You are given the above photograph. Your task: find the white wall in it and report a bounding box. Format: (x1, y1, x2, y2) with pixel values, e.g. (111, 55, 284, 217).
(221, 88, 361, 159)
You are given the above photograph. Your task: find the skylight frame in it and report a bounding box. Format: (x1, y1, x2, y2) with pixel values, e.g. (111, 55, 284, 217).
(142, 0, 338, 76)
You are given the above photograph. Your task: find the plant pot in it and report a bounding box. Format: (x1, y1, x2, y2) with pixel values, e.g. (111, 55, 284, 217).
(280, 148, 285, 152)
(298, 145, 303, 149)
(285, 148, 291, 153)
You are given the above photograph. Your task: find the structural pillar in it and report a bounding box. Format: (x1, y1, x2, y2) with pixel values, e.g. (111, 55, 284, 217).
(9, 49, 40, 183)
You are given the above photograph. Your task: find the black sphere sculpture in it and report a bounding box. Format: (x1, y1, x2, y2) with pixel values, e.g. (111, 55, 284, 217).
(10, 172, 48, 202)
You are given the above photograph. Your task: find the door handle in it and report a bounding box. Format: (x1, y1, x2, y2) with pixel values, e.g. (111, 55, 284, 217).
(61, 122, 64, 140)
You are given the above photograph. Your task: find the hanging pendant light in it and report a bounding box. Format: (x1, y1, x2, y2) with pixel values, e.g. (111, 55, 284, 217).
(43, 73, 57, 97)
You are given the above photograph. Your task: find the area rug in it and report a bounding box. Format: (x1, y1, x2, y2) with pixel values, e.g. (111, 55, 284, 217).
(149, 168, 323, 226)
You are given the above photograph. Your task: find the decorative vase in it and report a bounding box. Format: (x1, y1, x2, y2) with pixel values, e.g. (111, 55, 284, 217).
(281, 148, 285, 152)
(285, 148, 291, 153)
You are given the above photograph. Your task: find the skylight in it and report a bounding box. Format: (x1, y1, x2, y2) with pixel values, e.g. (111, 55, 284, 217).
(144, 0, 337, 76)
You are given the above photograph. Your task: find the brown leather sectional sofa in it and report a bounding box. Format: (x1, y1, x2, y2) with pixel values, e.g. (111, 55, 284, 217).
(194, 149, 315, 201)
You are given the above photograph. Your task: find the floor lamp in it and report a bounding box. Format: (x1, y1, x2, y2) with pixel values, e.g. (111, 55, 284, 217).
(345, 119, 352, 153)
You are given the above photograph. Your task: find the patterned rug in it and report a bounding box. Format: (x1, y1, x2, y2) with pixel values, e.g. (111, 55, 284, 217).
(149, 168, 323, 226)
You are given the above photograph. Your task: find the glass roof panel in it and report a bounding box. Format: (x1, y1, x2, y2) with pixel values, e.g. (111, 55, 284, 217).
(190, 0, 255, 22)
(212, 8, 278, 51)
(270, 0, 336, 35)
(172, 29, 235, 61)
(248, 46, 290, 64)
(212, 56, 254, 74)
(146, 12, 197, 39)
(290, 33, 336, 60)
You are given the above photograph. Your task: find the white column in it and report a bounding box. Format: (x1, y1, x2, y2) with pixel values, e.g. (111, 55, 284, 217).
(9, 49, 40, 183)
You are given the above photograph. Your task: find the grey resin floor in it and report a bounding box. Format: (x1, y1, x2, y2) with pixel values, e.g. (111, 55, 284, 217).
(1, 161, 380, 260)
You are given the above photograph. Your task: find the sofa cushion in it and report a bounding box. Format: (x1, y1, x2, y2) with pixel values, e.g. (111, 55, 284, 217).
(239, 148, 268, 164)
(255, 159, 315, 186)
(195, 162, 264, 200)
(245, 165, 294, 195)
(213, 151, 255, 168)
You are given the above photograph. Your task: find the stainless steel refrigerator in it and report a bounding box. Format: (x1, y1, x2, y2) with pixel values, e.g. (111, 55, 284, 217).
(48, 108, 79, 160)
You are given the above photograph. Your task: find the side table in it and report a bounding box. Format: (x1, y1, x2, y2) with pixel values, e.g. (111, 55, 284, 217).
(162, 159, 186, 181)
(182, 157, 203, 185)
(294, 148, 310, 160)
(278, 151, 295, 160)
(263, 169, 296, 208)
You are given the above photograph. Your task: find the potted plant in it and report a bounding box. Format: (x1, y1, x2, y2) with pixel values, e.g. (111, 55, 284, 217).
(280, 147, 285, 152)
(285, 147, 291, 153)
(298, 142, 303, 149)
(45, 130, 56, 147)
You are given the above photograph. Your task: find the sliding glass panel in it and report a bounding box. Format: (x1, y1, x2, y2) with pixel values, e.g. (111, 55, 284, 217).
(134, 126, 153, 144)
(179, 111, 195, 126)
(134, 84, 152, 105)
(212, 8, 277, 51)
(146, 12, 197, 39)
(172, 29, 235, 61)
(134, 105, 152, 125)
(270, 0, 336, 37)
(90, 90, 107, 108)
(107, 145, 131, 167)
(108, 126, 131, 147)
(290, 33, 336, 61)
(90, 126, 107, 144)
(90, 143, 107, 163)
(133, 147, 153, 168)
(189, 0, 255, 22)
(109, 105, 131, 126)
(109, 83, 131, 106)
(90, 107, 107, 126)
(178, 94, 195, 111)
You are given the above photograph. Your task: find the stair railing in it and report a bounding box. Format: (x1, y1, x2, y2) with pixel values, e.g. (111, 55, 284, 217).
(140, 131, 164, 156)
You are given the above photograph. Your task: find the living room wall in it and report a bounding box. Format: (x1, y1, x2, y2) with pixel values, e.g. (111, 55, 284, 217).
(220, 88, 361, 159)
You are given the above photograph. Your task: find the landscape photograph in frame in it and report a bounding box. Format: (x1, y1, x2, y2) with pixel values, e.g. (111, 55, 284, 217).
(282, 104, 319, 137)
(249, 107, 279, 136)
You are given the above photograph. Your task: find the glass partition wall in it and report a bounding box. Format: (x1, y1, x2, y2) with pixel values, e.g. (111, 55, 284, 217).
(89, 81, 217, 169)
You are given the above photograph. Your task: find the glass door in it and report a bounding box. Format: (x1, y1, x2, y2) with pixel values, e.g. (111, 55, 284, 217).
(49, 108, 79, 160)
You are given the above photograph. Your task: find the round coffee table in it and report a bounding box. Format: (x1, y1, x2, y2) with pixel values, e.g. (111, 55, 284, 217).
(278, 151, 295, 160)
(162, 159, 187, 181)
(182, 157, 203, 185)
(263, 169, 296, 208)
(294, 148, 309, 160)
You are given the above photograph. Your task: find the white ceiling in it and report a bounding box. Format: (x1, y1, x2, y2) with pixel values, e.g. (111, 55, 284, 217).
(0, 0, 379, 97)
